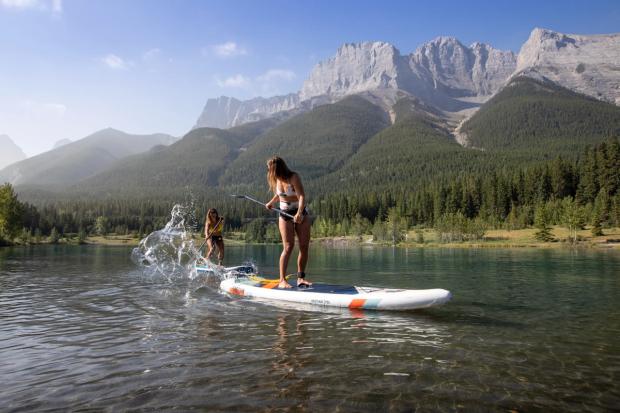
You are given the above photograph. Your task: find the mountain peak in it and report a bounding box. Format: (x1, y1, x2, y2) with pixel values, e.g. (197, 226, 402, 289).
(517, 28, 620, 104)
(336, 41, 397, 52)
(300, 41, 402, 101)
(0, 134, 27, 170)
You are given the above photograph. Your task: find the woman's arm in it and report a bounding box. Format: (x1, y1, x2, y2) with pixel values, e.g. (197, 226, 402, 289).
(291, 174, 306, 223)
(266, 193, 279, 210)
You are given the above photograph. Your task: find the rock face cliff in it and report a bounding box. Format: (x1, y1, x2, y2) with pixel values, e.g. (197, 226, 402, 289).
(193, 94, 300, 129)
(299, 42, 405, 100)
(515, 28, 620, 105)
(409, 37, 517, 97)
(194, 28, 620, 129)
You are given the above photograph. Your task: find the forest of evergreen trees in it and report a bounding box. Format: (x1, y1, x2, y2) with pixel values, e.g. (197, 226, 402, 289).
(1, 138, 618, 246)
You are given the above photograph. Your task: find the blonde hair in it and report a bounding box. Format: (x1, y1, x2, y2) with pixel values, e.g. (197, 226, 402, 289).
(206, 208, 220, 226)
(266, 156, 294, 192)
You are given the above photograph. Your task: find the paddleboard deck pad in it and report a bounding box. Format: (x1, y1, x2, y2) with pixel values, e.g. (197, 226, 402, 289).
(219, 273, 452, 311)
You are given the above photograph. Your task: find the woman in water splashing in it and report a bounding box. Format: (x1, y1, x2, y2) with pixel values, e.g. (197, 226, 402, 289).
(265, 156, 312, 289)
(204, 208, 225, 266)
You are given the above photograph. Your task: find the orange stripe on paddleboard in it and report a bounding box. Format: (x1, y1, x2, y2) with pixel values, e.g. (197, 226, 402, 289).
(349, 299, 366, 309)
(229, 287, 245, 296)
(262, 282, 279, 289)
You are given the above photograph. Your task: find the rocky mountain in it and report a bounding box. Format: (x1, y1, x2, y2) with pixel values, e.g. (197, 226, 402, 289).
(515, 28, 620, 105)
(0, 128, 177, 187)
(195, 38, 517, 129)
(194, 28, 619, 136)
(0, 135, 27, 170)
(193, 94, 301, 129)
(408, 37, 517, 98)
(299, 42, 405, 101)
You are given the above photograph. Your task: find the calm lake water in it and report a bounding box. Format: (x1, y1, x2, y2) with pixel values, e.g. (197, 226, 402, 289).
(1, 244, 619, 412)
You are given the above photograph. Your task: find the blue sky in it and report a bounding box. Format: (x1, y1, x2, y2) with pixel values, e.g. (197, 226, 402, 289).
(1, 0, 619, 156)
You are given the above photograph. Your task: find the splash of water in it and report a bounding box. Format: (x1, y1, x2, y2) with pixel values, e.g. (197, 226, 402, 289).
(131, 203, 257, 288)
(131, 204, 205, 281)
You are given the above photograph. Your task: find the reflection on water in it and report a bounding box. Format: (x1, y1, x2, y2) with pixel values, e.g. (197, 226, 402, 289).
(0, 245, 619, 411)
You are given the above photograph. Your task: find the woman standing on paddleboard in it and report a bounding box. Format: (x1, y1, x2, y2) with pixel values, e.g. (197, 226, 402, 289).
(204, 208, 225, 266)
(265, 156, 312, 289)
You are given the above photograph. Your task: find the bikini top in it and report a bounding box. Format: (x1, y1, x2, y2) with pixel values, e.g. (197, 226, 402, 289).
(207, 220, 223, 236)
(277, 181, 299, 210)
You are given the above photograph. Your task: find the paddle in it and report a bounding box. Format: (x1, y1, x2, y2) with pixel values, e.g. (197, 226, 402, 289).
(197, 216, 224, 263)
(230, 194, 295, 219)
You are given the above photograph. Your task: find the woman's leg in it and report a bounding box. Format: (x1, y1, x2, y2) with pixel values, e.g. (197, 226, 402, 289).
(206, 238, 214, 259)
(216, 239, 225, 265)
(295, 218, 311, 286)
(278, 218, 295, 288)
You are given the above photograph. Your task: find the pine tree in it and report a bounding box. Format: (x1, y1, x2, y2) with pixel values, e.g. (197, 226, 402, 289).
(0, 183, 24, 244)
(561, 197, 585, 243)
(534, 204, 554, 242)
(386, 207, 406, 244)
(49, 227, 60, 244)
(77, 227, 87, 244)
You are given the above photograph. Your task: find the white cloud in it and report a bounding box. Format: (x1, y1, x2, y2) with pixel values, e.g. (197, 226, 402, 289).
(212, 42, 247, 58)
(215, 69, 297, 96)
(257, 69, 296, 83)
(1, 0, 39, 8)
(216, 74, 251, 88)
(255, 69, 297, 96)
(1, 0, 62, 13)
(101, 54, 129, 70)
(142, 48, 161, 62)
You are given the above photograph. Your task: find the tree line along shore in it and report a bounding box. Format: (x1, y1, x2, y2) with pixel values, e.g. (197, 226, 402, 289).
(1, 139, 619, 250)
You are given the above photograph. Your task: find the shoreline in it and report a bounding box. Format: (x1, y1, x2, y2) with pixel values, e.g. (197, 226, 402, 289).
(6, 226, 619, 250)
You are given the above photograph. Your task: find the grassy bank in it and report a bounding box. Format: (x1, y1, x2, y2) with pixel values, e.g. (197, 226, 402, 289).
(316, 226, 620, 250)
(6, 227, 620, 250)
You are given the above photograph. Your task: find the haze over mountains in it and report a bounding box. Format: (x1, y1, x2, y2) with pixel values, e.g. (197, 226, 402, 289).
(0, 135, 26, 170)
(0, 129, 176, 187)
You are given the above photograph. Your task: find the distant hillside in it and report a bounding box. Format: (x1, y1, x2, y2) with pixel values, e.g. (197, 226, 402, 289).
(460, 77, 620, 156)
(219, 95, 390, 188)
(0, 128, 176, 187)
(0, 135, 26, 170)
(68, 118, 280, 197)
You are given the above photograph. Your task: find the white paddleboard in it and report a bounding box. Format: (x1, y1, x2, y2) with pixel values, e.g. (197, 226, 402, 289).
(218, 274, 451, 311)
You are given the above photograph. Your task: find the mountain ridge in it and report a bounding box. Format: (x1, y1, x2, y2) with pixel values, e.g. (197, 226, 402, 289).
(0, 128, 177, 187)
(193, 28, 620, 138)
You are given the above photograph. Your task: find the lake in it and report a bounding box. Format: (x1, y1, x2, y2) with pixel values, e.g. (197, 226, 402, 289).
(1, 244, 619, 411)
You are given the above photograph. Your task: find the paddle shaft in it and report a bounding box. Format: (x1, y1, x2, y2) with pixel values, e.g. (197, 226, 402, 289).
(232, 195, 295, 219)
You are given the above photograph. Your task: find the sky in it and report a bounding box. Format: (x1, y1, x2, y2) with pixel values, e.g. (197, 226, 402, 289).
(1, 0, 619, 156)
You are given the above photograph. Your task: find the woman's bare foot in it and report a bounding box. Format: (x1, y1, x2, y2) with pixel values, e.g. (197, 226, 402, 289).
(297, 278, 312, 287)
(278, 280, 292, 289)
